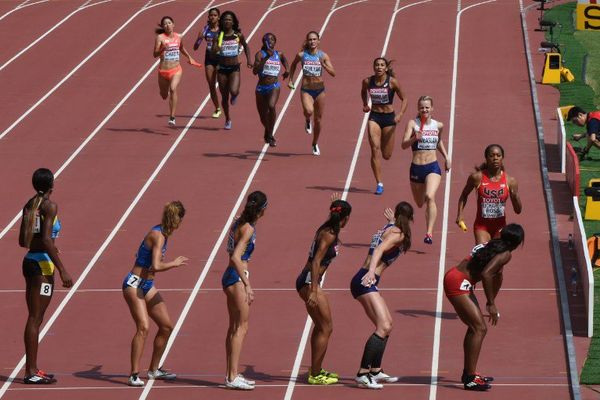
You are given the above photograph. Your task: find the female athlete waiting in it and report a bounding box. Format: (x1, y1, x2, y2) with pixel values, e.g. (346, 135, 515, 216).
(154, 16, 196, 126)
(456, 144, 522, 244)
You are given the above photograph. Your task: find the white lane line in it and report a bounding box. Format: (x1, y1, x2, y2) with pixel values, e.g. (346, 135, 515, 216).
(284, 1, 432, 399)
(0, 1, 112, 72)
(427, 1, 496, 400)
(0, 1, 249, 397)
(0, 0, 177, 141)
(136, 1, 307, 399)
(0, 0, 237, 243)
(0, 0, 50, 22)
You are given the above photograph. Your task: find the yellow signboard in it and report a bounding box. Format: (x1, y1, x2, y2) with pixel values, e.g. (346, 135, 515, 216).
(577, 0, 600, 30)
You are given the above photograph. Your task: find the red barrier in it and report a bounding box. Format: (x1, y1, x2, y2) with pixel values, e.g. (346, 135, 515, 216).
(566, 142, 580, 196)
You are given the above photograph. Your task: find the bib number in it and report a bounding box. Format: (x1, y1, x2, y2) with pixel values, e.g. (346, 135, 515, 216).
(304, 271, 312, 284)
(302, 61, 321, 77)
(481, 202, 505, 219)
(126, 274, 141, 289)
(33, 214, 41, 234)
(459, 279, 472, 291)
(370, 88, 389, 104)
(164, 50, 179, 61)
(221, 40, 239, 57)
(40, 282, 52, 296)
(262, 59, 281, 76)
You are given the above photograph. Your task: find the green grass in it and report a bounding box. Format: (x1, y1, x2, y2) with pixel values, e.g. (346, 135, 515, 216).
(542, 2, 600, 385)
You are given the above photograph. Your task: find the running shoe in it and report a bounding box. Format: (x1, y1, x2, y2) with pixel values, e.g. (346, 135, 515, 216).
(462, 372, 494, 383)
(231, 94, 238, 105)
(370, 370, 398, 383)
(224, 120, 232, 130)
(212, 108, 222, 118)
(355, 373, 383, 389)
(463, 375, 491, 391)
(37, 370, 54, 379)
(319, 368, 339, 379)
(148, 367, 176, 380)
(237, 374, 255, 386)
(225, 375, 254, 390)
(168, 117, 176, 126)
(424, 234, 433, 245)
(308, 372, 338, 385)
(573, 133, 584, 141)
(312, 144, 320, 156)
(24, 372, 56, 384)
(267, 136, 277, 147)
(305, 119, 312, 134)
(375, 183, 384, 195)
(127, 374, 144, 387)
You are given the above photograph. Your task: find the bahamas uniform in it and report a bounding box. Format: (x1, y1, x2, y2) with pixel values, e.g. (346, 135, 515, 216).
(222, 220, 256, 289)
(300, 50, 324, 99)
(350, 224, 401, 299)
(295, 234, 339, 292)
(367, 75, 396, 129)
(409, 118, 442, 183)
(474, 171, 510, 238)
(256, 50, 282, 95)
(158, 33, 182, 81)
(122, 225, 167, 296)
(217, 32, 241, 74)
(22, 213, 61, 278)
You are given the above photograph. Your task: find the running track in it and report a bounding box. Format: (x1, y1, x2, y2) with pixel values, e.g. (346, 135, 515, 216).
(0, 0, 586, 399)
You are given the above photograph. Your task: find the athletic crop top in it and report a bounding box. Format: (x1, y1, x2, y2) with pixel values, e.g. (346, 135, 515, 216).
(219, 33, 241, 58)
(368, 75, 394, 106)
(226, 220, 256, 261)
(368, 223, 401, 266)
(411, 118, 440, 151)
(33, 212, 61, 239)
(203, 26, 219, 52)
(308, 231, 339, 268)
(259, 50, 281, 78)
(160, 33, 181, 62)
(301, 50, 323, 77)
(477, 171, 509, 220)
(135, 225, 168, 269)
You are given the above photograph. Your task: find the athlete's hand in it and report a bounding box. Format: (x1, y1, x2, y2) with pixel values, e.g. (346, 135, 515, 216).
(361, 271, 377, 288)
(245, 285, 255, 305)
(287, 81, 295, 90)
(486, 303, 499, 326)
(384, 207, 395, 223)
(330, 192, 342, 202)
(456, 218, 468, 232)
(445, 159, 452, 172)
(60, 270, 73, 288)
(363, 105, 371, 113)
(306, 290, 318, 308)
(394, 112, 403, 124)
(282, 71, 290, 80)
(174, 256, 188, 267)
(247, 62, 253, 69)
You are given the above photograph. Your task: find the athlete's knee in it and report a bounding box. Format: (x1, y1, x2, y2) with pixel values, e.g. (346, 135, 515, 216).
(472, 320, 487, 337)
(379, 319, 393, 336)
(136, 322, 150, 338)
(160, 91, 168, 100)
(424, 193, 436, 204)
(303, 109, 313, 119)
(159, 323, 174, 336)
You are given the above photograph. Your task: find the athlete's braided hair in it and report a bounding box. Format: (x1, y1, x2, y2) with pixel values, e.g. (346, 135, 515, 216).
(466, 223, 524, 275)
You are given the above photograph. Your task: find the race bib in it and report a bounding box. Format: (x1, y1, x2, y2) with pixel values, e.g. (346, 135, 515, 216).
(481, 202, 505, 219)
(416, 129, 439, 150)
(221, 40, 239, 57)
(126, 274, 141, 289)
(459, 279, 472, 291)
(262, 59, 281, 76)
(370, 88, 389, 104)
(40, 282, 52, 296)
(33, 214, 41, 234)
(302, 60, 322, 77)
(164, 49, 179, 62)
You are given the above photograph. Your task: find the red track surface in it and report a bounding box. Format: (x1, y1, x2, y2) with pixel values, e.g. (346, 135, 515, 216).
(0, 0, 583, 399)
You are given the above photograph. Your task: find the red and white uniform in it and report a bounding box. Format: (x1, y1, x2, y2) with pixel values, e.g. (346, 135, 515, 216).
(474, 170, 509, 237)
(444, 265, 475, 298)
(160, 33, 181, 63)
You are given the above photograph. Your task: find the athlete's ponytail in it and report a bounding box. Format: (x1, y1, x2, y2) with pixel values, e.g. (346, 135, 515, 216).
(317, 199, 352, 238)
(155, 16, 174, 35)
(22, 168, 54, 248)
(238, 191, 268, 227)
(467, 223, 524, 274)
(393, 201, 413, 253)
(161, 201, 185, 237)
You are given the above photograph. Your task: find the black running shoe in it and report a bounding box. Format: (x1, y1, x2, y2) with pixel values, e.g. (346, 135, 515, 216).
(462, 372, 493, 383)
(463, 375, 491, 391)
(24, 373, 56, 384)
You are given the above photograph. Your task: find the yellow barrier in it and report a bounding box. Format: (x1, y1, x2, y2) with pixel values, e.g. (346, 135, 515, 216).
(585, 179, 600, 220)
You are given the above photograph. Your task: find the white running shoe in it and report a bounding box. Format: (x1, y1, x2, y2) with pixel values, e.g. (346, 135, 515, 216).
(168, 117, 176, 126)
(312, 144, 320, 156)
(224, 120, 232, 130)
(225, 375, 255, 390)
(238, 374, 255, 386)
(147, 368, 176, 380)
(305, 119, 312, 134)
(370, 370, 398, 383)
(128, 374, 144, 387)
(355, 374, 383, 389)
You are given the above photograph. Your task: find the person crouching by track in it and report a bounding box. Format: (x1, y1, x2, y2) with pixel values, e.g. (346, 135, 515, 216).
(154, 16, 196, 127)
(122, 201, 188, 387)
(350, 202, 413, 389)
(19, 168, 73, 384)
(568, 106, 600, 161)
(213, 10, 252, 130)
(253, 32, 289, 147)
(361, 57, 407, 195)
(456, 144, 522, 244)
(444, 223, 524, 391)
(223, 191, 268, 390)
(295, 194, 351, 385)
(193, 7, 222, 118)
(288, 31, 335, 156)
(401, 95, 451, 245)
